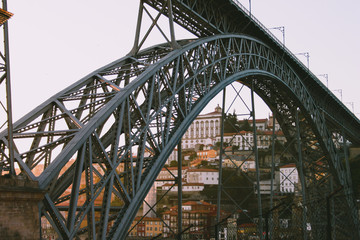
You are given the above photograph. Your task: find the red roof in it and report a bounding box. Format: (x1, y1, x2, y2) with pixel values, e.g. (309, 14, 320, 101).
(161, 182, 203, 187)
(280, 163, 296, 168)
(187, 168, 218, 172)
(259, 130, 284, 136)
(183, 200, 213, 206)
(134, 216, 162, 221)
(161, 166, 189, 171)
(155, 178, 176, 181)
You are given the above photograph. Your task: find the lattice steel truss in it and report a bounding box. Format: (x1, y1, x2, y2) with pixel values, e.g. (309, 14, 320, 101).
(0, 1, 14, 175)
(0, 0, 359, 239)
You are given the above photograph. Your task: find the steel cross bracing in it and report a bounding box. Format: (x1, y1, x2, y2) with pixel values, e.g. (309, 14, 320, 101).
(144, 0, 360, 144)
(0, 34, 358, 239)
(0, 0, 359, 239)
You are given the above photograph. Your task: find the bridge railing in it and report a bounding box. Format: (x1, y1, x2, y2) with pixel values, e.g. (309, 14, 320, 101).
(230, 0, 309, 71)
(230, 0, 357, 118)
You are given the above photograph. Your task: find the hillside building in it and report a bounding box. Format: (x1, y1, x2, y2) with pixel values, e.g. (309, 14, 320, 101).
(279, 164, 299, 193)
(182, 105, 222, 149)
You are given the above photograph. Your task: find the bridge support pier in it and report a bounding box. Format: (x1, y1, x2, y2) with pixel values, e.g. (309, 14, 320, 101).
(0, 176, 44, 240)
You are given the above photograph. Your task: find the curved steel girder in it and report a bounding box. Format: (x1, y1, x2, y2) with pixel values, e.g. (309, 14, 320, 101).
(145, 0, 360, 145)
(1, 34, 358, 238)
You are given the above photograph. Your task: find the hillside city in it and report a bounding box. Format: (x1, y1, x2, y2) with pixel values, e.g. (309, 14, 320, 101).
(127, 106, 301, 239)
(41, 105, 358, 239)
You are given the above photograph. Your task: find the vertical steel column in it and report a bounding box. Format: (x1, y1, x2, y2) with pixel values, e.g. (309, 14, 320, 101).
(129, 0, 144, 55)
(167, 0, 180, 49)
(251, 82, 263, 238)
(269, 113, 276, 238)
(342, 130, 352, 194)
(177, 143, 182, 239)
(2, 0, 14, 175)
(341, 128, 360, 237)
(328, 176, 335, 240)
(216, 88, 226, 240)
(270, 113, 276, 208)
(295, 110, 307, 240)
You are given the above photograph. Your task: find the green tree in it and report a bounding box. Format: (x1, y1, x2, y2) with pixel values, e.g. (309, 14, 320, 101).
(189, 152, 197, 161)
(231, 145, 239, 154)
(201, 169, 253, 206)
(224, 111, 240, 133)
(239, 118, 252, 131)
(214, 141, 221, 150)
(201, 160, 208, 166)
(170, 160, 178, 167)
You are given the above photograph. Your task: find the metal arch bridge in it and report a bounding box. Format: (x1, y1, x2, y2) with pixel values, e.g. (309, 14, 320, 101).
(1, 0, 360, 239)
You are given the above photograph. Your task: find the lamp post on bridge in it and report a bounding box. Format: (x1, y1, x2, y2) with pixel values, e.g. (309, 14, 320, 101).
(269, 26, 285, 46)
(333, 89, 343, 102)
(296, 52, 310, 69)
(317, 74, 329, 88)
(345, 102, 354, 113)
(249, 0, 252, 17)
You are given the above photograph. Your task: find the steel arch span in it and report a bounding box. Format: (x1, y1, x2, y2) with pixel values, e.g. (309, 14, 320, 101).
(0, 34, 359, 239)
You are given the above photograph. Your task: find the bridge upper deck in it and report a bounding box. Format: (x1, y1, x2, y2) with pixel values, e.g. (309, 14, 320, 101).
(144, 0, 360, 145)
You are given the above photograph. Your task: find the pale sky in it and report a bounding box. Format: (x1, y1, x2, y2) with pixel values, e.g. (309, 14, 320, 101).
(6, 0, 360, 121)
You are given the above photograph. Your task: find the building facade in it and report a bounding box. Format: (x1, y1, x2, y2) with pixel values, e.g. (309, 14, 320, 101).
(182, 105, 222, 149)
(279, 164, 299, 193)
(186, 168, 219, 185)
(162, 201, 217, 238)
(128, 216, 163, 238)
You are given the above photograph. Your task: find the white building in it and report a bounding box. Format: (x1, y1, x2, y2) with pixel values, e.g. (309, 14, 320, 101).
(215, 131, 253, 150)
(279, 164, 299, 193)
(181, 103, 283, 150)
(240, 159, 256, 172)
(182, 105, 222, 149)
(222, 157, 255, 172)
(165, 148, 178, 165)
(215, 130, 286, 151)
(157, 167, 188, 180)
(254, 173, 279, 195)
(156, 167, 188, 188)
(186, 168, 219, 185)
(161, 183, 205, 192)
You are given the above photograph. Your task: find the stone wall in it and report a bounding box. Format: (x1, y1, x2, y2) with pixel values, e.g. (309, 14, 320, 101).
(0, 176, 44, 240)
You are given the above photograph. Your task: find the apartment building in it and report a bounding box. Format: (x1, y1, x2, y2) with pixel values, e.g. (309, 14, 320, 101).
(279, 164, 299, 193)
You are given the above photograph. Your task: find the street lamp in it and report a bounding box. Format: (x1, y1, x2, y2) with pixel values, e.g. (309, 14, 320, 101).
(333, 89, 343, 102)
(345, 102, 354, 113)
(249, 0, 252, 17)
(317, 74, 328, 88)
(296, 52, 310, 69)
(269, 26, 285, 46)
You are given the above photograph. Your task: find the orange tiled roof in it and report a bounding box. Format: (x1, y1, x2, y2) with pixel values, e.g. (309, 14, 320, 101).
(187, 168, 218, 172)
(280, 163, 297, 168)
